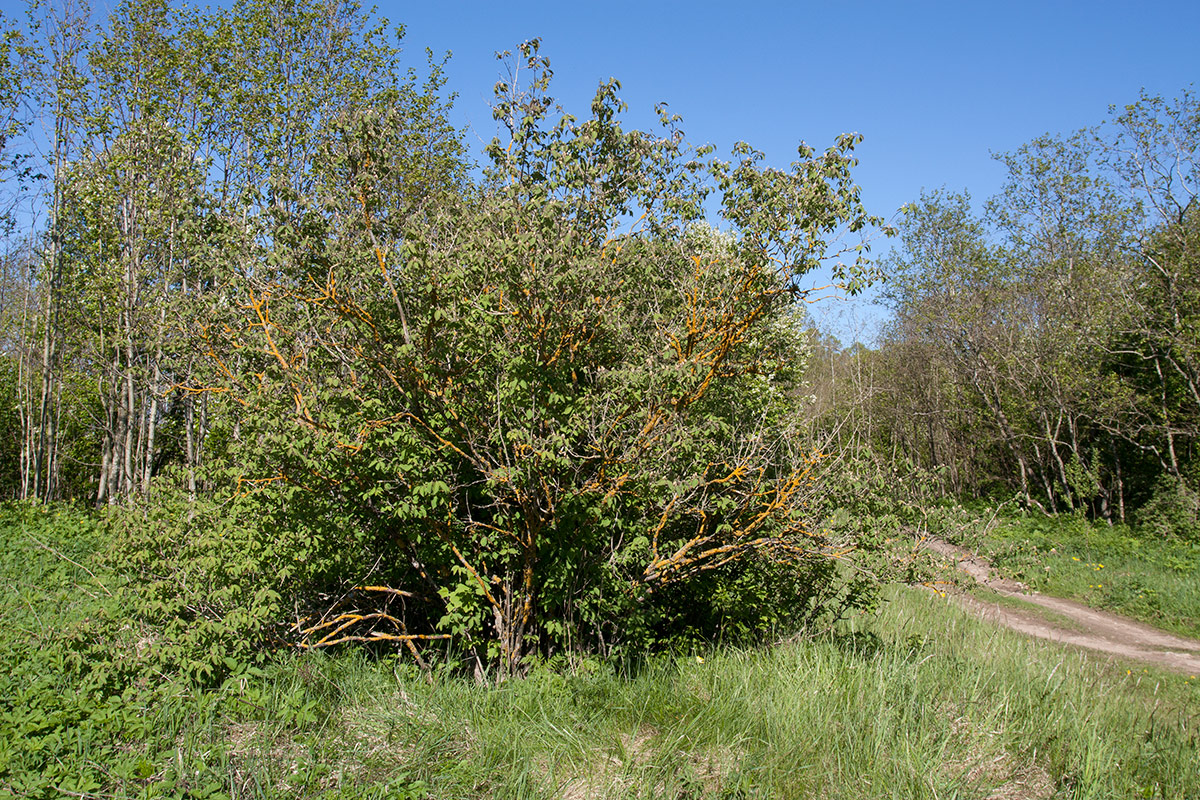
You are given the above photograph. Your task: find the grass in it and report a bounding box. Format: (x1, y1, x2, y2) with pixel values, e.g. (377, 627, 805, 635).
(142, 589, 1200, 799)
(947, 512, 1200, 639)
(4, 504, 1200, 799)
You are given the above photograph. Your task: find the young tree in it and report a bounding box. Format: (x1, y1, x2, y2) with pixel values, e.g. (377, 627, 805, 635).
(20, 0, 91, 502)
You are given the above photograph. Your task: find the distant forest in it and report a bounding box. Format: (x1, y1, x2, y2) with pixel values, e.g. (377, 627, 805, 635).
(833, 95, 1200, 531)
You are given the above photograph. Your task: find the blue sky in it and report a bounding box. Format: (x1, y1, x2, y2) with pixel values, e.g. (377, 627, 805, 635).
(390, 0, 1199, 340)
(4, 0, 1197, 341)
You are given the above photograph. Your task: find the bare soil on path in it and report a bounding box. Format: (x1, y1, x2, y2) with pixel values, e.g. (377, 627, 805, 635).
(919, 535, 1200, 675)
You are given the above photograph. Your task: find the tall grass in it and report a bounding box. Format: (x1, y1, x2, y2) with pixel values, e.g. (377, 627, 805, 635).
(202, 588, 1199, 799)
(5, 505, 1197, 798)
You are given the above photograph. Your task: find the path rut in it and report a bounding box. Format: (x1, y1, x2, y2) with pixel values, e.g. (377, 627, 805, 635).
(919, 536, 1200, 675)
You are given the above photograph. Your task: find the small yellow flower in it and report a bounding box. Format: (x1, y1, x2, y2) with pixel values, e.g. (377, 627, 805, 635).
(696, 656, 705, 664)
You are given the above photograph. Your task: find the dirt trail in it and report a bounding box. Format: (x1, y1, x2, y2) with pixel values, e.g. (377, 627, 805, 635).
(919, 536, 1200, 675)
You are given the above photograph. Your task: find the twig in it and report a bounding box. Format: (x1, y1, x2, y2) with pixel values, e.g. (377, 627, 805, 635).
(27, 532, 113, 597)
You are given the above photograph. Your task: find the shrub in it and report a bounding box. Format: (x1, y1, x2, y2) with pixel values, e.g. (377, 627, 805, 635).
(204, 43, 884, 673)
(1136, 474, 1200, 541)
(99, 489, 287, 683)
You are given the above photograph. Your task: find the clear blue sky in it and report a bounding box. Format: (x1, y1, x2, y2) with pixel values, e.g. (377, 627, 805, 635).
(390, 0, 1198, 341)
(5, 0, 1198, 341)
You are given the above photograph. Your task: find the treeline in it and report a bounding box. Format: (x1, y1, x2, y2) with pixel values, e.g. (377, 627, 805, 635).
(0, 0, 465, 505)
(842, 92, 1200, 530)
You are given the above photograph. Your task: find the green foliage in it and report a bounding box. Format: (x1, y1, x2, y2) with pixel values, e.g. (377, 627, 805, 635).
(0, 504, 197, 796)
(5, 503, 1198, 797)
(7, 3, 1200, 796)
(210, 41, 883, 670)
(864, 90, 1200, 524)
(1136, 473, 1200, 542)
(0, 503, 436, 797)
(99, 489, 286, 683)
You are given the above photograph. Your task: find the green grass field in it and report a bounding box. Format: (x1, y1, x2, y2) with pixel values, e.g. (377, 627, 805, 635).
(219, 589, 1199, 800)
(3, 505, 1198, 799)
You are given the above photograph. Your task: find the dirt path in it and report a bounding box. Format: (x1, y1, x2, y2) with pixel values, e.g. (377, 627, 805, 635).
(919, 536, 1200, 675)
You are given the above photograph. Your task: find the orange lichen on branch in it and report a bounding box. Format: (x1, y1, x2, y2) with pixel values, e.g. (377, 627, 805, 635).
(465, 519, 524, 546)
(243, 287, 290, 371)
(294, 582, 445, 657)
(299, 273, 380, 339)
(235, 473, 287, 497)
(648, 495, 679, 563)
(636, 451, 830, 588)
(171, 380, 234, 398)
(356, 585, 422, 599)
(441, 535, 501, 612)
(296, 610, 452, 648)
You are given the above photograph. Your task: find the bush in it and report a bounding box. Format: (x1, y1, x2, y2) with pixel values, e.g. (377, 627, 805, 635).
(1136, 474, 1200, 541)
(99, 489, 287, 684)
(207, 43, 884, 672)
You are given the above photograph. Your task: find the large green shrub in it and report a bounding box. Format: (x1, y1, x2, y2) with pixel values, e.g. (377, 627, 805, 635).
(195, 43, 883, 673)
